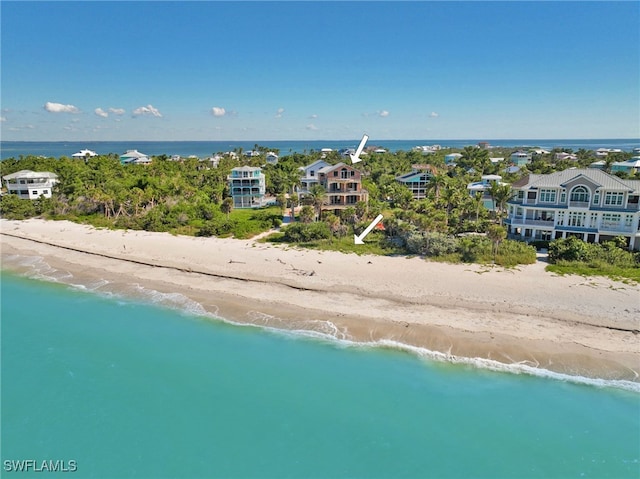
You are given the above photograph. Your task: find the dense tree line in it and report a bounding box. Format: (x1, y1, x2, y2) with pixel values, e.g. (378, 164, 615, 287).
(1, 145, 636, 268)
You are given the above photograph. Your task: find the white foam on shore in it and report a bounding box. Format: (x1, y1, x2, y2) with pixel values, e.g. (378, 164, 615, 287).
(3, 256, 638, 393)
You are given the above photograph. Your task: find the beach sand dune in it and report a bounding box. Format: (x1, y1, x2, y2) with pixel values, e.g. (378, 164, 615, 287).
(2, 219, 639, 381)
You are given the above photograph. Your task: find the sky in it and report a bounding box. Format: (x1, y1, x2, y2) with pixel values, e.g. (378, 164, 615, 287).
(1, 1, 639, 141)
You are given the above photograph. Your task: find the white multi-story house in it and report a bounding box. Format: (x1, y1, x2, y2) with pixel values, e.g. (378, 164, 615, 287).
(2, 170, 59, 199)
(506, 169, 640, 250)
(298, 159, 330, 195)
(227, 166, 266, 208)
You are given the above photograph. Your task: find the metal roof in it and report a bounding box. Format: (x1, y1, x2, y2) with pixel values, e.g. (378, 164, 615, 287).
(513, 168, 639, 192)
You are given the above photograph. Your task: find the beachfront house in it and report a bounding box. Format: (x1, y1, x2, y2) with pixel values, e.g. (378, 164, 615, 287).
(120, 150, 151, 165)
(317, 162, 368, 212)
(298, 159, 330, 195)
(395, 166, 436, 200)
(228, 166, 266, 208)
(505, 169, 640, 250)
(2, 170, 58, 199)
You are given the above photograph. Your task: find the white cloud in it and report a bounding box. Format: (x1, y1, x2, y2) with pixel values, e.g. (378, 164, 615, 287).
(211, 107, 226, 117)
(429, 111, 439, 118)
(306, 124, 319, 131)
(378, 110, 390, 117)
(95, 108, 108, 118)
(44, 102, 80, 113)
(109, 107, 125, 115)
(0, 116, 6, 122)
(309, 114, 318, 119)
(275, 107, 285, 118)
(132, 104, 162, 117)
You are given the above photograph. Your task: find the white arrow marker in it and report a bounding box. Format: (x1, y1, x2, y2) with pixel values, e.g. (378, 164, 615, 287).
(350, 134, 369, 164)
(354, 214, 384, 245)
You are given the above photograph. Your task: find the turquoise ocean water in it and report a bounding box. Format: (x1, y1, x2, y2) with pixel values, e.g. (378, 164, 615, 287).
(1, 265, 639, 479)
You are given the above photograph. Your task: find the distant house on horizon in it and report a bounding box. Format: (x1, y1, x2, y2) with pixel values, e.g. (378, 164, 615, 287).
(2, 170, 58, 200)
(120, 150, 151, 165)
(72, 149, 98, 160)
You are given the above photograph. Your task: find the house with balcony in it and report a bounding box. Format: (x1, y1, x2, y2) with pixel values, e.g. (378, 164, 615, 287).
(395, 166, 436, 200)
(298, 159, 330, 195)
(227, 166, 266, 208)
(317, 162, 368, 212)
(2, 170, 59, 199)
(505, 169, 640, 250)
(510, 151, 531, 167)
(467, 174, 507, 210)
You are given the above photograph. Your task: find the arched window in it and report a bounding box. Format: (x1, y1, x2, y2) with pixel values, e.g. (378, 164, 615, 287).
(570, 186, 589, 203)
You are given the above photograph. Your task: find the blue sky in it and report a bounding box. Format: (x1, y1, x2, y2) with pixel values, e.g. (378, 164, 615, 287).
(1, 1, 638, 141)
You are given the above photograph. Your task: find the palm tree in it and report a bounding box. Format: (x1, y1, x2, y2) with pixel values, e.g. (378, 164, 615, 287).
(427, 174, 448, 203)
(307, 184, 327, 221)
(486, 224, 507, 263)
(493, 184, 513, 226)
(221, 197, 233, 219)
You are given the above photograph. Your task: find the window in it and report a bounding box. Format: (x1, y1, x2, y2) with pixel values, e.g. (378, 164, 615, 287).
(539, 189, 556, 202)
(593, 192, 600, 205)
(567, 212, 586, 227)
(625, 215, 633, 227)
(604, 192, 624, 206)
(351, 171, 355, 177)
(560, 189, 566, 203)
(310, 170, 315, 177)
(32, 190, 38, 195)
(42, 190, 48, 195)
(333, 171, 338, 177)
(19, 190, 28, 195)
(602, 213, 621, 228)
(527, 191, 537, 200)
(557, 211, 565, 226)
(570, 186, 589, 202)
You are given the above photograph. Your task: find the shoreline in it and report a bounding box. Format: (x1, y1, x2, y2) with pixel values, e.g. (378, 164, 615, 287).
(1, 219, 639, 383)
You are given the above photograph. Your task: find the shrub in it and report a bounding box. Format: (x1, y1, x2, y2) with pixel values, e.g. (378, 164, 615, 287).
(549, 237, 593, 263)
(283, 222, 331, 242)
(0, 194, 37, 219)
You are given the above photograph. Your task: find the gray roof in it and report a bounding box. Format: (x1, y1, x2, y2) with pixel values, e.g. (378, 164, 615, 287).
(3, 170, 58, 180)
(514, 168, 640, 193)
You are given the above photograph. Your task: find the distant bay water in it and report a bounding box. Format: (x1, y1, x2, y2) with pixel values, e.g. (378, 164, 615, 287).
(1, 139, 639, 160)
(1, 261, 639, 478)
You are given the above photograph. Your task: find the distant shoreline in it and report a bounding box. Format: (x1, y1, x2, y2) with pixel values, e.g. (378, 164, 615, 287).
(2, 138, 639, 160)
(2, 218, 639, 384)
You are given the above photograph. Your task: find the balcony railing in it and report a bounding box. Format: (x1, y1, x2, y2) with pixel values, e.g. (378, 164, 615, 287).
(569, 200, 590, 208)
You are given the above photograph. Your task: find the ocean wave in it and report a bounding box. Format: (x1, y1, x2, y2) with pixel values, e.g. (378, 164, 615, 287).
(4, 260, 637, 393)
(2, 253, 73, 283)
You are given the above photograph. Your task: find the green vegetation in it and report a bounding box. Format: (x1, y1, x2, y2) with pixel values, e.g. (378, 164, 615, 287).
(547, 236, 640, 283)
(1, 145, 638, 276)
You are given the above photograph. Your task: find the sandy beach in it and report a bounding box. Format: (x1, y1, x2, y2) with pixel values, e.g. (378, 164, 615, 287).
(1, 218, 639, 381)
